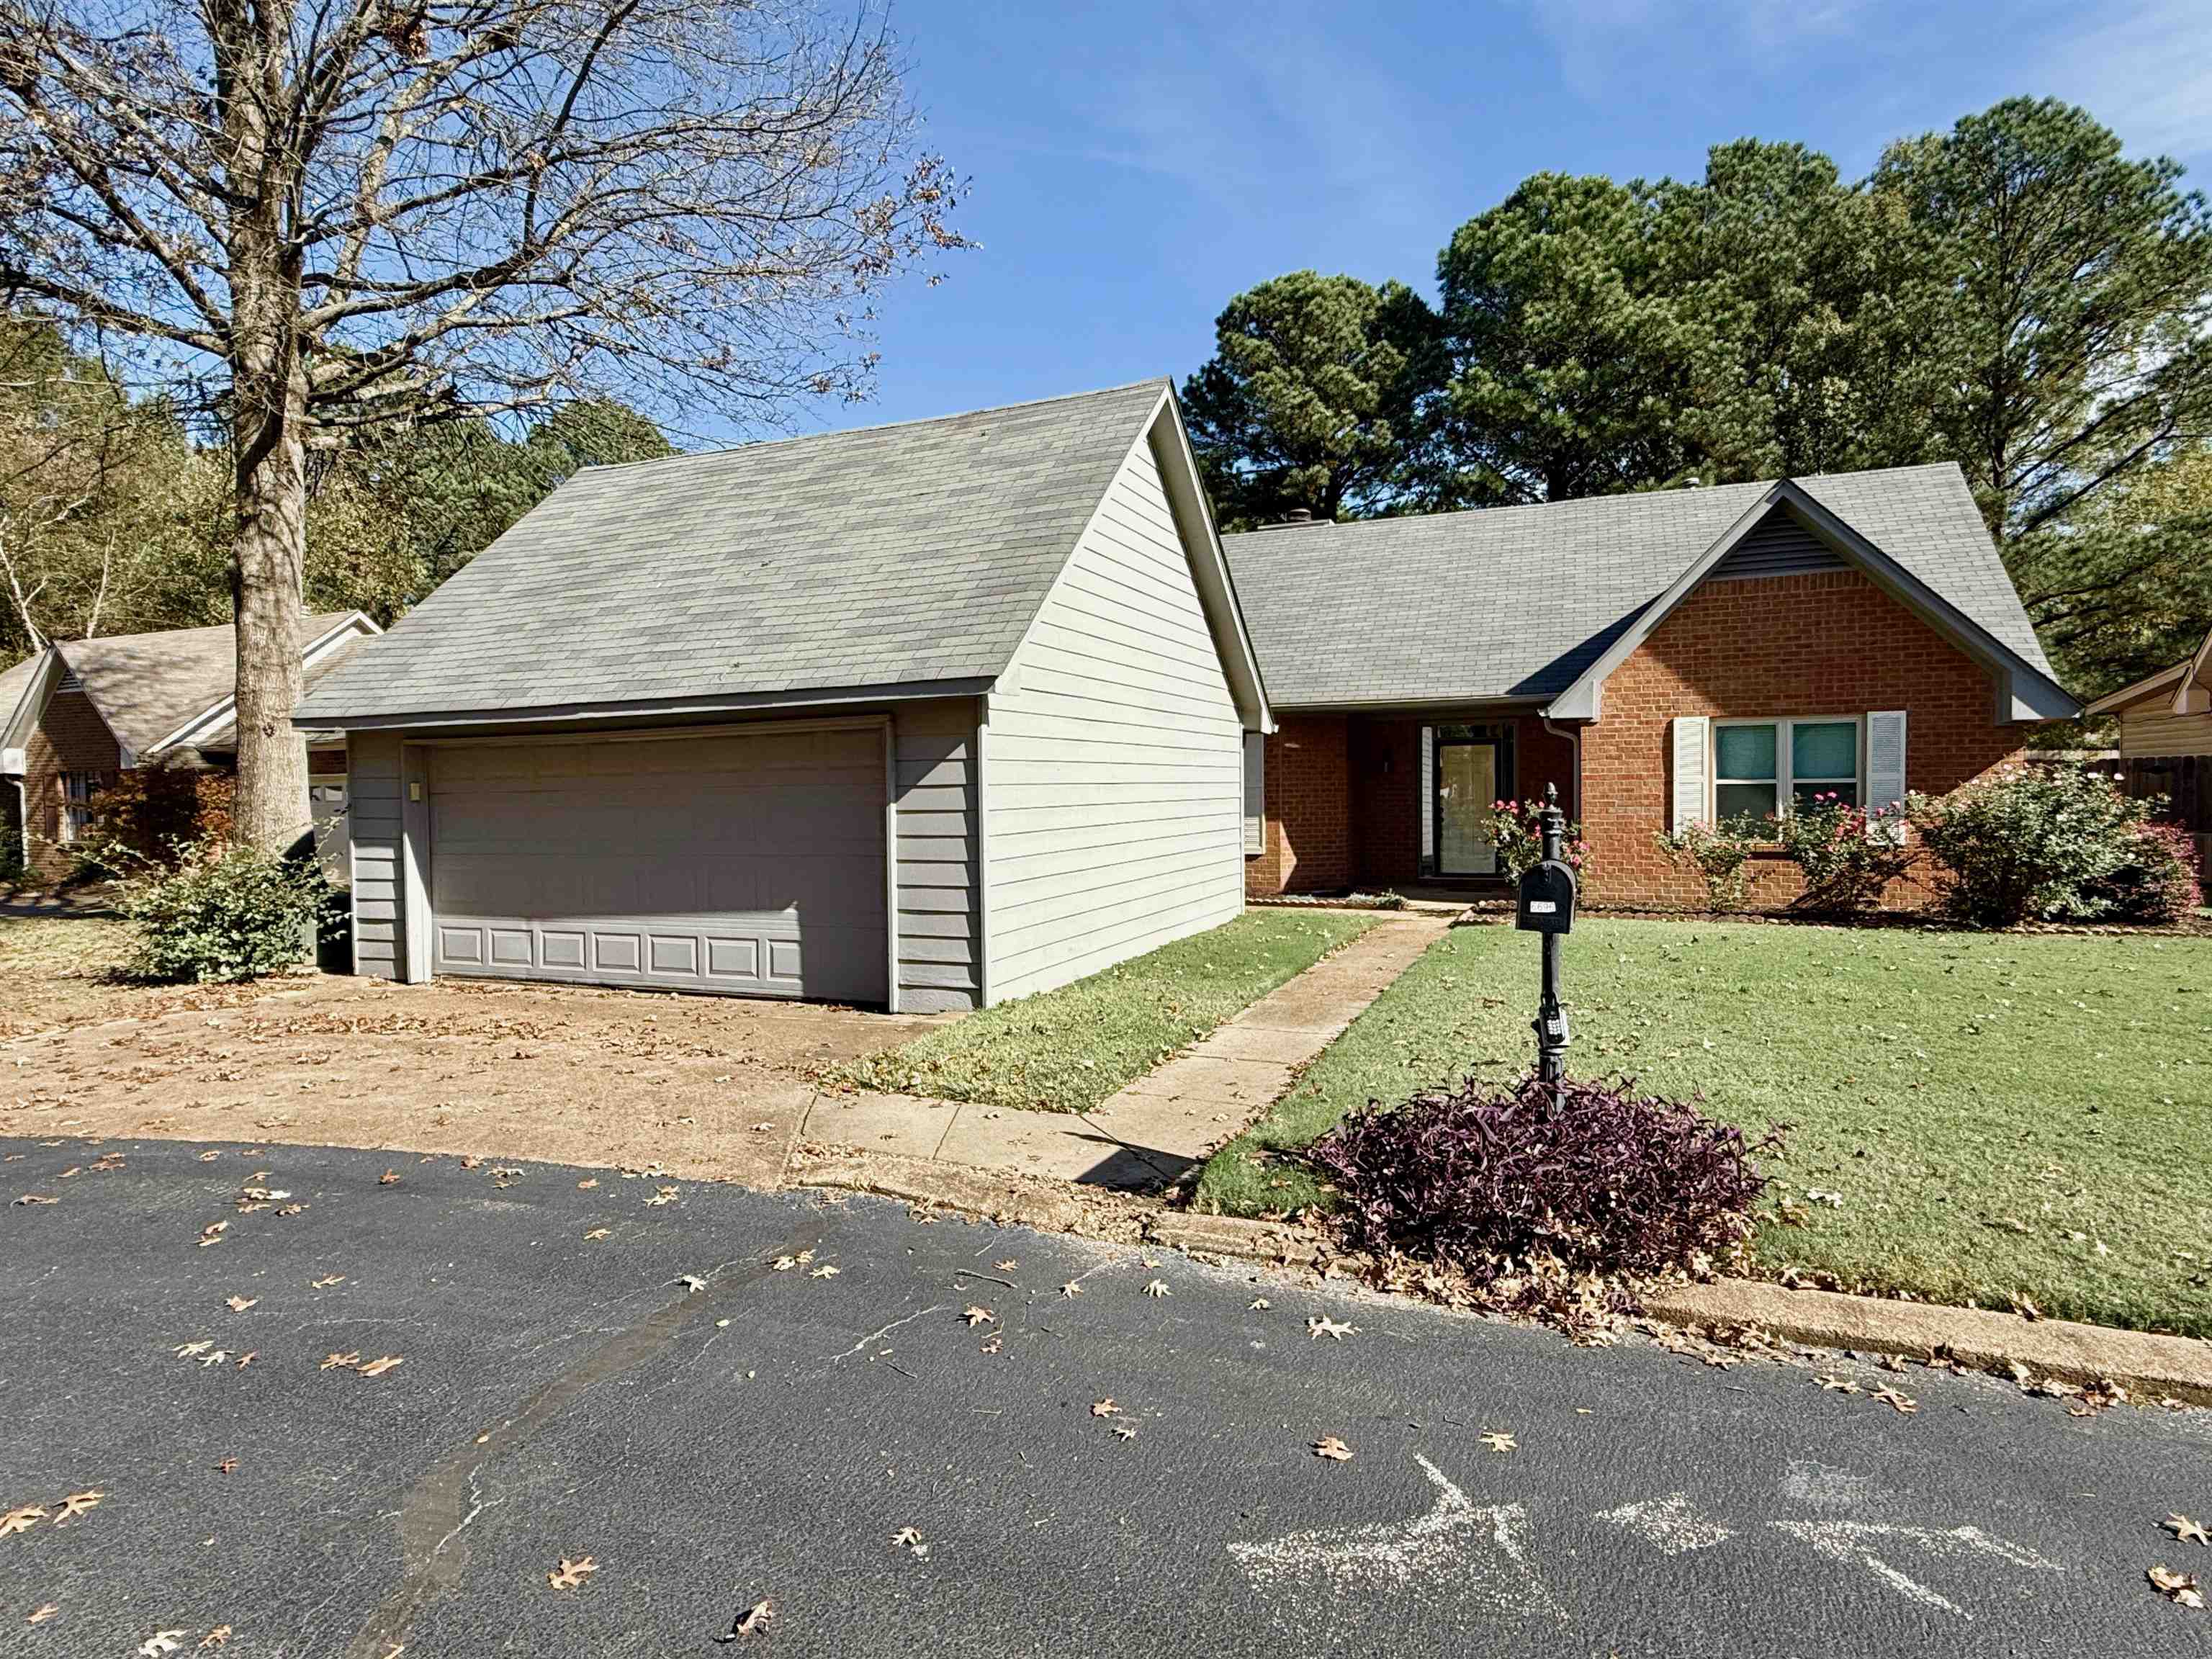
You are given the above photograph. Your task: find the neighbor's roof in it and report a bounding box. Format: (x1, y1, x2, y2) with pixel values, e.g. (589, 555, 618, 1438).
(2086, 624, 2211, 716)
(52, 612, 359, 757)
(1224, 463, 2060, 709)
(0, 653, 36, 735)
(297, 380, 1178, 724)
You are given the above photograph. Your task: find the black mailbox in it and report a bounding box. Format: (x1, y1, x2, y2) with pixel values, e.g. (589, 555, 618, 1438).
(1516, 859, 1577, 935)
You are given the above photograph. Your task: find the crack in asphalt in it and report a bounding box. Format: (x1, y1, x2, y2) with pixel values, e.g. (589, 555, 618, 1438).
(339, 1216, 827, 1659)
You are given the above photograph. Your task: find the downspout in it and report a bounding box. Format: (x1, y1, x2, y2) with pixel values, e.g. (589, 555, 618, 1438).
(1542, 714, 1581, 822)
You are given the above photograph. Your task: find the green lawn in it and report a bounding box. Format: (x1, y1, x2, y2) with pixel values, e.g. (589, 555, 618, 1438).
(832, 909, 1378, 1114)
(1195, 918, 2212, 1336)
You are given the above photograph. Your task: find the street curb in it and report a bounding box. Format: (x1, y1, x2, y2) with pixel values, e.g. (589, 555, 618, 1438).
(1642, 1279, 2212, 1407)
(788, 1153, 2212, 1406)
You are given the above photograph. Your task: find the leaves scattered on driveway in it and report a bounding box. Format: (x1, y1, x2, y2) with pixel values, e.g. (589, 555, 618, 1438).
(1306, 1315, 1354, 1341)
(2149, 1564, 2204, 1608)
(2167, 1514, 2211, 1547)
(1312, 1437, 1354, 1462)
(547, 1555, 598, 1591)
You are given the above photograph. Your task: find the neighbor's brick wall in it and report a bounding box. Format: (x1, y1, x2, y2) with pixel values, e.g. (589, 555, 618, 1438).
(21, 688, 122, 883)
(1246, 714, 1350, 896)
(1581, 569, 2025, 909)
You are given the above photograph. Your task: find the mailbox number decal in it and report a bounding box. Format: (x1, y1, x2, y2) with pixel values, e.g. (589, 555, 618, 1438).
(1527, 900, 1556, 914)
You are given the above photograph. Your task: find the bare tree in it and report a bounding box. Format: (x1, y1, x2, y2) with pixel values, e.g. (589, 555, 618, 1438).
(0, 0, 964, 850)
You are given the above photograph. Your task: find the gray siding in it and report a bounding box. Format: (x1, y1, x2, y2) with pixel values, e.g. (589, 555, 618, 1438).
(346, 730, 406, 979)
(983, 434, 1243, 1003)
(894, 698, 983, 1013)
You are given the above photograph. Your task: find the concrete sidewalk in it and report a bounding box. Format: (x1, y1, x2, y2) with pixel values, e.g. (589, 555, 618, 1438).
(796, 914, 1448, 1190)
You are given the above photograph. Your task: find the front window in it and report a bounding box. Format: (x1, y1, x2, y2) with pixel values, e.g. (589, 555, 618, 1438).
(1713, 719, 1859, 823)
(59, 773, 96, 843)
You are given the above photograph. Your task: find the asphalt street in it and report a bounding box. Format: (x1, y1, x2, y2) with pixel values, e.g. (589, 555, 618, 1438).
(0, 1135, 2204, 1657)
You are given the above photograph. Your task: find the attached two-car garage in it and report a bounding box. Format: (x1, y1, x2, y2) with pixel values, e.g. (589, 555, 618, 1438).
(423, 724, 890, 1005)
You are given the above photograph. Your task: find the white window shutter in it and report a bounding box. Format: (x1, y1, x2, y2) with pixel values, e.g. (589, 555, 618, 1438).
(1242, 732, 1265, 857)
(1866, 709, 1908, 840)
(1419, 725, 1435, 867)
(1670, 716, 1709, 832)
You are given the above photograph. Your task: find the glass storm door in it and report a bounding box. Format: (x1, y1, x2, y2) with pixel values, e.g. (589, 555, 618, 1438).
(1436, 740, 1498, 876)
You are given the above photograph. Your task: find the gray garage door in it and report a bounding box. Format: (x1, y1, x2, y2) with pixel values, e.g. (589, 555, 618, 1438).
(428, 726, 888, 1003)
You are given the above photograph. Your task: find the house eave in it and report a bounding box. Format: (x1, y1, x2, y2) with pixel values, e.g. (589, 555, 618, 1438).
(295, 676, 999, 734)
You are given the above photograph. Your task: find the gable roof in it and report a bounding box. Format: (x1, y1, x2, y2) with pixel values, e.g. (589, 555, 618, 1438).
(295, 380, 1267, 730)
(2, 611, 367, 771)
(2087, 625, 2212, 717)
(1223, 462, 2073, 720)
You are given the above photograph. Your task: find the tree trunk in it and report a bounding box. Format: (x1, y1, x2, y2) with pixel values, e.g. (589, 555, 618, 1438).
(216, 0, 311, 857)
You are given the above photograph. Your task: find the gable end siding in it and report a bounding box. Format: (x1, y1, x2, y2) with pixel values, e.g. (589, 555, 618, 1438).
(983, 437, 1243, 1002)
(22, 688, 123, 883)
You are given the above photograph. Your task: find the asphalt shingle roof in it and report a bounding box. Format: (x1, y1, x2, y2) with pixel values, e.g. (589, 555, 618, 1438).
(296, 380, 1171, 724)
(53, 613, 358, 756)
(1222, 463, 2058, 708)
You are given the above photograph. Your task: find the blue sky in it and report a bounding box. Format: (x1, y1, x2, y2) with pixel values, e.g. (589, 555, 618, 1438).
(791, 0, 2211, 437)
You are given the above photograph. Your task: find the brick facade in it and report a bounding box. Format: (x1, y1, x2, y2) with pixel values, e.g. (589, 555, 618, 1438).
(20, 687, 122, 882)
(1246, 570, 2026, 909)
(1581, 569, 2019, 908)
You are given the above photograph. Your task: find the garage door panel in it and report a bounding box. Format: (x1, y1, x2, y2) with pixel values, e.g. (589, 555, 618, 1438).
(428, 729, 888, 1003)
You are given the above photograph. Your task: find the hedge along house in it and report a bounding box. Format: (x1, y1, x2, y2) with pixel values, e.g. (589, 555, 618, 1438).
(1226, 464, 2079, 910)
(1, 611, 378, 881)
(2085, 624, 2212, 872)
(295, 382, 1270, 1012)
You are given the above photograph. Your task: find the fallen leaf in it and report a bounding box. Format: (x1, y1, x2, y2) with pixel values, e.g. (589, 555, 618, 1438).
(994, 1259, 1019, 1272)
(1480, 1431, 1516, 1454)
(1817, 1374, 1861, 1394)
(583, 1228, 611, 1241)
(770, 1255, 797, 1272)
(137, 1632, 187, 1657)
(577, 1179, 599, 1190)
(27, 1604, 57, 1624)
(675, 1274, 708, 1293)
(320, 1352, 362, 1372)
(311, 1275, 345, 1289)
(1091, 1398, 1119, 1418)
(215, 1458, 236, 1475)
(356, 1356, 404, 1378)
(378, 1169, 400, 1186)
(2150, 1564, 2205, 1608)
(198, 1627, 231, 1649)
(1871, 1386, 1919, 1415)
(235, 1353, 256, 1370)
(14, 1194, 56, 1207)
(645, 1185, 679, 1207)
(225, 1297, 257, 1314)
(197, 1349, 230, 1368)
(55, 1491, 102, 1521)
(1141, 1280, 1170, 1299)
(547, 1555, 598, 1591)
(1307, 1315, 1355, 1341)
(1249, 1297, 1271, 1310)
(199, 1151, 222, 1163)
(1, 1503, 47, 1537)
(460, 1156, 481, 1169)
(714, 1599, 774, 1640)
(197, 1223, 228, 1247)
(978, 1332, 1003, 1354)
(1059, 1282, 1084, 1299)
(1312, 1437, 1354, 1462)
(890, 1526, 927, 1557)
(175, 1341, 213, 1359)
(2169, 1515, 2212, 1547)
(1112, 1424, 1137, 1441)
(809, 1264, 840, 1279)
(962, 1305, 993, 1327)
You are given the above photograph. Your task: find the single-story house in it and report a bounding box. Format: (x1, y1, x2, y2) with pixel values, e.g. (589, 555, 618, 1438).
(3, 611, 379, 880)
(2085, 626, 2211, 871)
(1223, 464, 2080, 910)
(294, 381, 1269, 1012)
(300, 380, 2080, 1008)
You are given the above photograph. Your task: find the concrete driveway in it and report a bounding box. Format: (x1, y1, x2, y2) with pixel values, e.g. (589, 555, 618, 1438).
(1, 1136, 2203, 1657)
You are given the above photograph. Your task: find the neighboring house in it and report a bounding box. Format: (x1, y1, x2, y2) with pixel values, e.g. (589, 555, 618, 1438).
(1225, 466, 2080, 910)
(1, 611, 379, 881)
(2085, 626, 2212, 871)
(295, 382, 1269, 1012)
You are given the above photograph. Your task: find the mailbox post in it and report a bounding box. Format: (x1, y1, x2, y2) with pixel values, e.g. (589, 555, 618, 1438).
(1514, 783, 1577, 1084)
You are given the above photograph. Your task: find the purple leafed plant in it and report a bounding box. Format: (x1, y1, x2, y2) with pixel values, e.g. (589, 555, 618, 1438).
(1308, 1074, 1780, 1313)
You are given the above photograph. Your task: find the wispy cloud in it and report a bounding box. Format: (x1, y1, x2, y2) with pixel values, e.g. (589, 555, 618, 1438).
(1517, 0, 1874, 102)
(2038, 0, 2212, 165)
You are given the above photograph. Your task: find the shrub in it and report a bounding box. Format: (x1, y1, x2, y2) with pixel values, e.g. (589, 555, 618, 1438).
(119, 838, 333, 984)
(70, 765, 235, 881)
(1308, 1073, 1777, 1316)
(1488, 798, 1593, 893)
(1651, 816, 1763, 912)
(1907, 763, 2162, 925)
(2096, 820, 2202, 923)
(1771, 794, 1913, 913)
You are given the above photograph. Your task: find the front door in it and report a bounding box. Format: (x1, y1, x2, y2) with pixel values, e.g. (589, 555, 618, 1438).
(1436, 738, 1499, 876)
